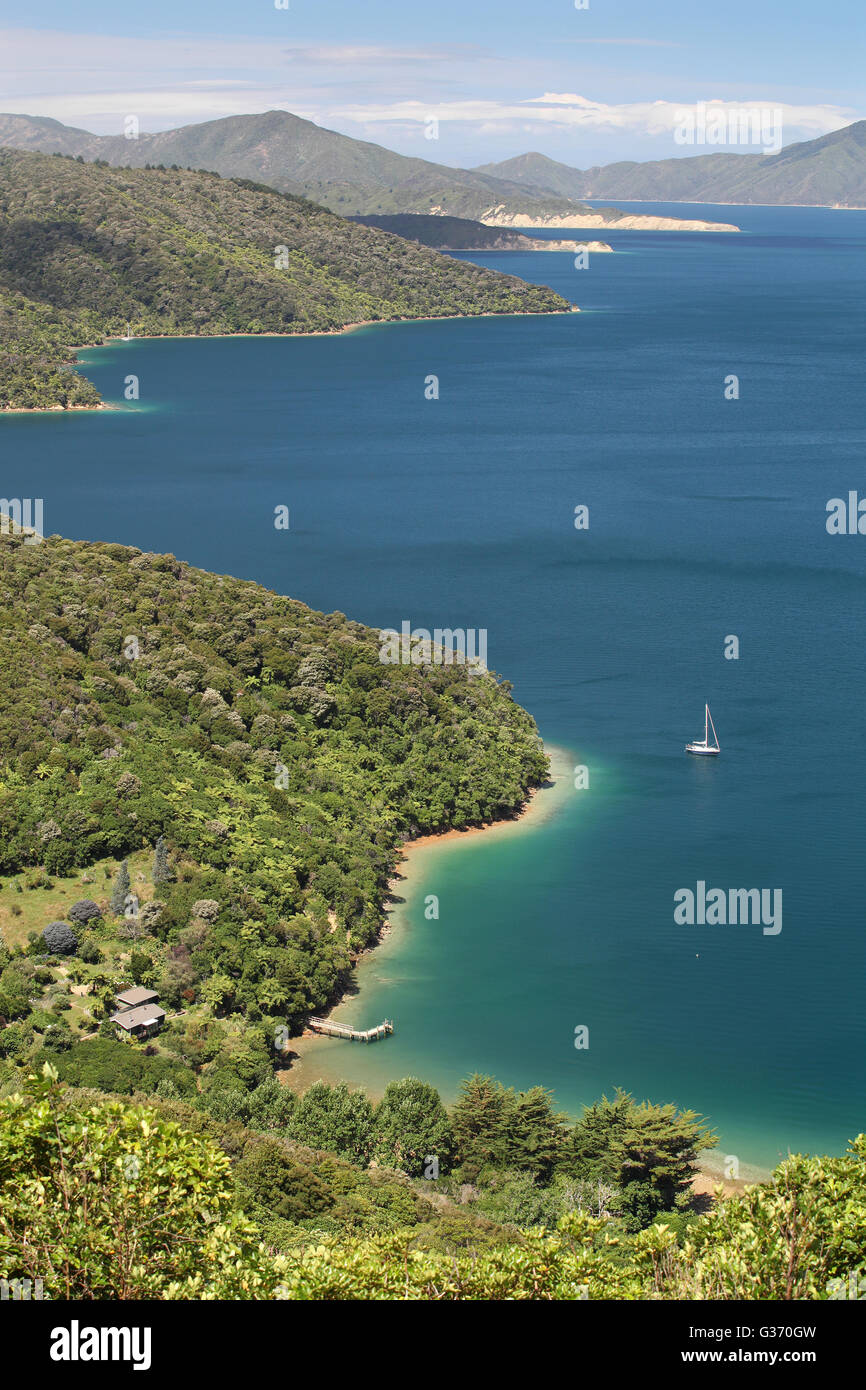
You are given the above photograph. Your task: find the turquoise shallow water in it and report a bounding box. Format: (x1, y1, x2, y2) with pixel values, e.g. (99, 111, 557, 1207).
(5, 202, 865, 1168)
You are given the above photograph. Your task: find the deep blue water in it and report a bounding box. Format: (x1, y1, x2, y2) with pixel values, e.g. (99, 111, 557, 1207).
(5, 201, 865, 1168)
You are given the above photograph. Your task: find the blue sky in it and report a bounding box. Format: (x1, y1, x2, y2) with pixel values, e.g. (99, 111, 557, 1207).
(0, 0, 862, 166)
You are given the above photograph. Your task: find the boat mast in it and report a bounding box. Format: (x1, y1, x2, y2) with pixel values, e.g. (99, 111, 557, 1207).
(707, 705, 719, 750)
(704, 703, 709, 744)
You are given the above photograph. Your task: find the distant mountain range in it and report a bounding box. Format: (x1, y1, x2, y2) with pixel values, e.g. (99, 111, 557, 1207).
(0, 110, 597, 222)
(0, 111, 860, 217)
(0, 111, 734, 229)
(477, 122, 866, 208)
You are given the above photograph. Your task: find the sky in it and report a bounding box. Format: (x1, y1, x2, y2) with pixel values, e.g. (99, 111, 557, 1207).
(0, 0, 863, 167)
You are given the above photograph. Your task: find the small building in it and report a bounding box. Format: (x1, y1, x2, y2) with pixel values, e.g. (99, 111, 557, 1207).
(110, 1003, 165, 1039)
(114, 987, 160, 1010)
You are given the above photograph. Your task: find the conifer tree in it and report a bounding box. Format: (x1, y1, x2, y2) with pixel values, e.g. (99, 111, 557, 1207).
(450, 1074, 517, 1174)
(152, 836, 173, 885)
(110, 859, 131, 917)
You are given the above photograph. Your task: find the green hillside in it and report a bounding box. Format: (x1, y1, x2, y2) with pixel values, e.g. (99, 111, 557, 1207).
(478, 120, 866, 207)
(0, 109, 597, 221)
(0, 148, 570, 410)
(0, 528, 547, 1032)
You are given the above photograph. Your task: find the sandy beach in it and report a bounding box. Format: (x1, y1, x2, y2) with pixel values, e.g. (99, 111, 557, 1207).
(281, 740, 772, 1194)
(283, 742, 574, 1090)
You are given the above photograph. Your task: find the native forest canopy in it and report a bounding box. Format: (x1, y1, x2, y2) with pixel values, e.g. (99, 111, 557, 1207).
(0, 147, 569, 409)
(0, 528, 547, 1041)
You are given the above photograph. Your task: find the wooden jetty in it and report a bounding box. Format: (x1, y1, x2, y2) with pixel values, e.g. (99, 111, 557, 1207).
(308, 1017, 394, 1043)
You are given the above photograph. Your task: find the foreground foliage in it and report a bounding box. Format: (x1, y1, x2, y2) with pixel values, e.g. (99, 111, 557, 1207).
(1, 1071, 862, 1301)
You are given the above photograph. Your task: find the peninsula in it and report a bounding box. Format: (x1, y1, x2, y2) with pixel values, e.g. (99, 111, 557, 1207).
(351, 212, 613, 253)
(0, 149, 570, 411)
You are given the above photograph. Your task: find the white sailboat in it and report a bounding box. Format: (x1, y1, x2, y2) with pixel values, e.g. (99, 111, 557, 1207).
(685, 703, 720, 756)
(122, 322, 132, 341)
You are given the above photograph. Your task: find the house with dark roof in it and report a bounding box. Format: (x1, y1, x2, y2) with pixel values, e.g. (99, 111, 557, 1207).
(110, 1002, 165, 1039)
(111, 989, 165, 1039)
(114, 986, 160, 1010)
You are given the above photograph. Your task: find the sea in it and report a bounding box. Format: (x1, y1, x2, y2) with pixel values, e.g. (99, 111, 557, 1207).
(6, 200, 865, 1171)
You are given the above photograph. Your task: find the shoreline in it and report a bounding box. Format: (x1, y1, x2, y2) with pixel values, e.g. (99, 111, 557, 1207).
(1, 402, 112, 416)
(282, 739, 775, 1191)
(485, 211, 740, 233)
(75, 304, 577, 349)
(581, 197, 866, 212)
(0, 307, 577, 417)
(284, 741, 574, 1086)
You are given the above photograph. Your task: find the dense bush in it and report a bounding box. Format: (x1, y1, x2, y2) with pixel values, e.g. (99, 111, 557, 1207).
(46, 1039, 196, 1096)
(2, 1073, 862, 1301)
(68, 898, 102, 925)
(41, 921, 77, 954)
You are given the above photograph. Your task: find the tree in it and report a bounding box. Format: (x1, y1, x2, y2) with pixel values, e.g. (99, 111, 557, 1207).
(246, 1078, 296, 1131)
(129, 949, 152, 985)
(40, 1018, 74, 1053)
(78, 937, 103, 965)
(205, 1034, 272, 1092)
(110, 860, 131, 916)
(569, 1091, 715, 1227)
(451, 1074, 517, 1175)
(200, 973, 236, 1015)
(0, 966, 33, 1021)
(42, 921, 77, 955)
(508, 1086, 569, 1182)
(372, 1077, 453, 1177)
(235, 1140, 333, 1223)
(288, 1081, 375, 1166)
(611, 1098, 715, 1223)
(568, 1091, 634, 1184)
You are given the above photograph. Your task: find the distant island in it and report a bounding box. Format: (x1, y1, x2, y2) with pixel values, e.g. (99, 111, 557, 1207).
(0, 149, 570, 411)
(351, 212, 614, 253)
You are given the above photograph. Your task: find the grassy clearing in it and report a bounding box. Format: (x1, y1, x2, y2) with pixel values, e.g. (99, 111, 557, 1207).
(0, 849, 155, 951)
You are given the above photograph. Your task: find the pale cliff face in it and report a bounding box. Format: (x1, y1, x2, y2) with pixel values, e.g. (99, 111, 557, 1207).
(481, 207, 740, 233)
(443, 235, 613, 252)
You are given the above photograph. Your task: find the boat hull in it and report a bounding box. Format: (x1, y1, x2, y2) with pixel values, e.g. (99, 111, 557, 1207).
(685, 744, 720, 756)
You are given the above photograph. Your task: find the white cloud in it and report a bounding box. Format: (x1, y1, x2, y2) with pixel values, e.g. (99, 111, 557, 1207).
(0, 28, 858, 152)
(326, 95, 857, 141)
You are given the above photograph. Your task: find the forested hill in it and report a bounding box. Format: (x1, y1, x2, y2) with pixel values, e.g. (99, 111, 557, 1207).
(0, 529, 547, 1027)
(0, 148, 570, 410)
(0, 109, 600, 221)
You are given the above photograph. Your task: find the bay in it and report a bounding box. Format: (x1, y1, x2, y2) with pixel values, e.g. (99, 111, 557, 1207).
(5, 200, 865, 1169)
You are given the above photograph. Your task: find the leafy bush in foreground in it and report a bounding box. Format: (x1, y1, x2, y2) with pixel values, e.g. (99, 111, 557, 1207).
(2, 1072, 862, 1301)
